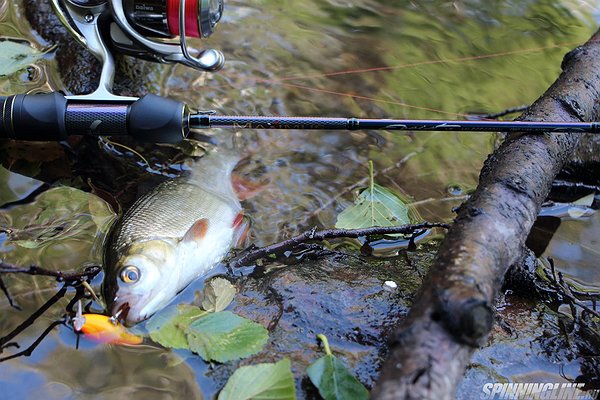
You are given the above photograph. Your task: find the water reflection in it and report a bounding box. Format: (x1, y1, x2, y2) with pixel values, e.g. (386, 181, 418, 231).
(3, 344, 203, 400)
(542, 211, 600, 293)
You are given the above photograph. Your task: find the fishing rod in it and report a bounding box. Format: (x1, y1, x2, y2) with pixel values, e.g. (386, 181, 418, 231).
(2, 0, 598, 143)
(3, 94, 599, 143)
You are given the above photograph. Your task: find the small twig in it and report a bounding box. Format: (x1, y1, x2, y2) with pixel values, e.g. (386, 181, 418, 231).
(551, 180, 600, 193)
(228, 222, 449, 268)
(0, 261, 101, 284)
(0, 320, 64, 362)
(0, 275, 20, 310)
(545, 258, 600, 319)
(470, 105, 529, 120)
(0, 285, 68, 350)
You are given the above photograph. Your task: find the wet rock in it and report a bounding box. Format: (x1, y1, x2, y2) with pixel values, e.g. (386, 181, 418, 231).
(207, 247, 436, 398)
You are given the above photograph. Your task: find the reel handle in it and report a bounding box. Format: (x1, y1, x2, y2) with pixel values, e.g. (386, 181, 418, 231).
(0, 93, 188, 143)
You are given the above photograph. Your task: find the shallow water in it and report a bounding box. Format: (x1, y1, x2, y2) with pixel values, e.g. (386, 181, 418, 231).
(1, 0, 600, 398)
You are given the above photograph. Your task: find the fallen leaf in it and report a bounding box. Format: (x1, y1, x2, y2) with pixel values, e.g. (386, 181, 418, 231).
(186, 311, 268, 362)
(218, 359, 296, 400)
(202, 277, 236, 312)
(147, 304, 207, 349)
(307, 334, 369, 400)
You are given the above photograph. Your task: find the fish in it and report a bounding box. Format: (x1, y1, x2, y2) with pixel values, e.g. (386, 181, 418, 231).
(102, 149, 247, 326)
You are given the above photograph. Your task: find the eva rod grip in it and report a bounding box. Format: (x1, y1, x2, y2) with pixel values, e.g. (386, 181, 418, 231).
(128, 94, 188, 143)
(1, 92, 68, 141)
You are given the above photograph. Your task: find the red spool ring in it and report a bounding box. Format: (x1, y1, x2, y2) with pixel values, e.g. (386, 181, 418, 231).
(167, 0, 201, 38)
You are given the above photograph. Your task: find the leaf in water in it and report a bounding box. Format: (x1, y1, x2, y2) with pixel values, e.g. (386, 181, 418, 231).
(0, 40, 43, 77)
(307, 334, 369, 400)
(218, 359, 296, 400)
(88, 194, 117, 233)
(307, 356, 369, 400)
(335, 183, 411, 229)
(336, 160, 412, 231)
(568, 193, 596, 219)
(147, 304, 207, 349)
(186, 311, 268, 362)
(202, 277, 236, 312)
(5, 187, 116, 247)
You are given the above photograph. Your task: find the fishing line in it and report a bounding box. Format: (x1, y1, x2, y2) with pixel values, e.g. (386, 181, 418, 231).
(207, 40, 585, 118)
(277, 81, 473, 118)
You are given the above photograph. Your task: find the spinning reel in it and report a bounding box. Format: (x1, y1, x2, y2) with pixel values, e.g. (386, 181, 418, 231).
(52, 0, 224, 91)
(1, 1, 599, 143)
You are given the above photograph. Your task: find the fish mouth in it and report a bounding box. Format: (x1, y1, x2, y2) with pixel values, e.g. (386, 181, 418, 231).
(111, 302, 131, 325)
(109, 292, 157, 326)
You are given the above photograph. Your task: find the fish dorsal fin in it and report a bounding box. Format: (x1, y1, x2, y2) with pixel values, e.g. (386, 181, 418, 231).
(182, 218, 209, 243)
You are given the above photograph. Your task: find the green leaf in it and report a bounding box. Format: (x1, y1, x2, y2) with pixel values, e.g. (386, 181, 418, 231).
(335, 183, 411, 229)
(147, 304, 207, 349)
(186, 311, 268, 362)
(307, 355, 368, 400)
(202, 277, 236, 312)
(336, 160, 412, 231)
(218, 359, 296, 400)
(307, 335, 369, 400)
(0, 186, 117, 268)
(0, 40, 43, 77)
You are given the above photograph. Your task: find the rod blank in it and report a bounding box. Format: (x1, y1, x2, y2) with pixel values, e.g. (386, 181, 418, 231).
(190, 115, 600, 133)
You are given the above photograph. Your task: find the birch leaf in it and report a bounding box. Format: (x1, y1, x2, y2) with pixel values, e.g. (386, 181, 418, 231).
(336, 160, 412, 231)
(218, 359, 296, 400)
(147, 304, 207, 349)
(186, 311, 268, 362)
(335, 183, 410, 229)
(202, 277, 236, 312)
(307, 334, 368, 400)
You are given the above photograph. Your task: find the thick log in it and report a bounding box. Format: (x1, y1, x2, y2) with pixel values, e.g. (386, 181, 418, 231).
(373, 31, 600, 399)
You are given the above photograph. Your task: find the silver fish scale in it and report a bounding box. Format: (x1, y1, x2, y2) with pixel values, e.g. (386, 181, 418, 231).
(111, 178, 240, 254)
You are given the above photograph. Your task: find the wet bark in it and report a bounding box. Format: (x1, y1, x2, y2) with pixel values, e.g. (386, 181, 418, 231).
(373, 31, 600, 399)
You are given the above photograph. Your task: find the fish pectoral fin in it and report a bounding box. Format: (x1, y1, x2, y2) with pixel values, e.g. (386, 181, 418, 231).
(182, 218, 210, 243)
(231, 213, 251, 249)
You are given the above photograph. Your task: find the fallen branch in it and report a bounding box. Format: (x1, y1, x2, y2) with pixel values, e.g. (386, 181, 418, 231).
(228, 222, 449, 268)
(373, 31, 600, 399)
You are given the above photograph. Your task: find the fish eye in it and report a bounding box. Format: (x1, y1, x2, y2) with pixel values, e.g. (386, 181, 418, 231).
(120, 266, 141, 284)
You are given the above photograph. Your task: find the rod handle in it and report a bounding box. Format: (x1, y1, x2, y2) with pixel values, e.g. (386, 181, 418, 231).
(0, 93, 188, 143)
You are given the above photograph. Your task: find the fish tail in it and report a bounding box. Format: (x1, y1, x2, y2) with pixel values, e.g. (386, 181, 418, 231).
(187, 148, 241, 194)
